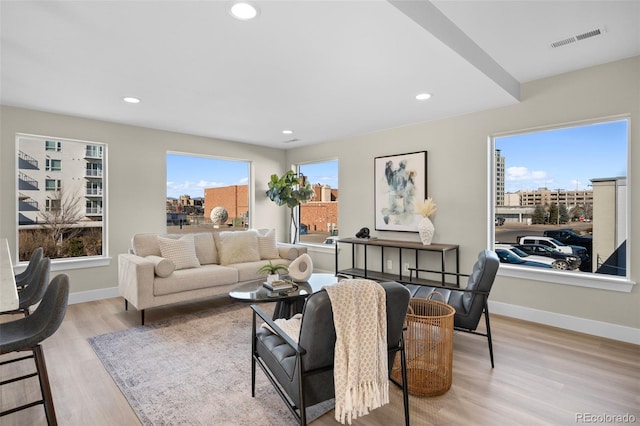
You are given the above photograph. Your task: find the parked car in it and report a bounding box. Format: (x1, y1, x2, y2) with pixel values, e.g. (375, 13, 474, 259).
(495, 217, 505, 226)
(517, 235, 590, 271)
(495, 248, 553, 269)
(495, 245, 562, 269)
(512, 244, 580, 270)
(543, 229, 592, 248)
(543, 228, 592, 268)
(518, 235, 589, 257)
(323, 236, 340, 245)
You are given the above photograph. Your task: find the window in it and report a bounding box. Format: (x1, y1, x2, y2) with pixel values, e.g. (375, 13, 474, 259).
(45, 158, 61, 171)
(297, 160, 339, 244)
(17, 134, 107, 262)
(491, 117, 630, 290)
(45, 179, 61, 191)
(45, 140, 61, 151)
(166, 153, 250, 231)
(45, 198, 61, 212)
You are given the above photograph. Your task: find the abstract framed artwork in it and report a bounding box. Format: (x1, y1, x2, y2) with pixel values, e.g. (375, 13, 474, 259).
(374, 151, 427, 232)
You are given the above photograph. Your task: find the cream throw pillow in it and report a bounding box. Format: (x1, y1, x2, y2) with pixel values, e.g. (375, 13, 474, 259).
(193, 232, 217, 265)
(158, 235, 201, 270)
(146, 255, 176, 277)
(256, 229, 279, 259)
(216, 230, 260, 265)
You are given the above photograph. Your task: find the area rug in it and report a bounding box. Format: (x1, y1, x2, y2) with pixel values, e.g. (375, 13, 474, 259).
(88, 301, 333, 425)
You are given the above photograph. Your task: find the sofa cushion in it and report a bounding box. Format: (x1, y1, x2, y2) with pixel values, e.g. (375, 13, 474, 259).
(158, 235, 201, 270)
(146, 255, 176, 277)
(216, 230, 261, 266)
(153, 264, 238, 296)
(234, 259, 291, 282)
(256, 228, 279, 259)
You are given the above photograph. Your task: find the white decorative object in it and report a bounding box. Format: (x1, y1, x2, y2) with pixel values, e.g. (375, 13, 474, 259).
(266, 274, 279, 284)
(418, 217, 435, 245)
(287, 253, 313, 282)
(210, 206, 229, 226)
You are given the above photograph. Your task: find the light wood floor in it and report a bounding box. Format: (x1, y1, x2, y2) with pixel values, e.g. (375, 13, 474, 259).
(1, 296, 639, 426)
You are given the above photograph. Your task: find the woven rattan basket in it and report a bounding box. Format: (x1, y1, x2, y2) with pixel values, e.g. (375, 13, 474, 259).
(392, 295, 455, 396)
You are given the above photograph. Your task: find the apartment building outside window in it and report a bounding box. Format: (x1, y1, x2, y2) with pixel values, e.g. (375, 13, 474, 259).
(16, 134, 106, 262)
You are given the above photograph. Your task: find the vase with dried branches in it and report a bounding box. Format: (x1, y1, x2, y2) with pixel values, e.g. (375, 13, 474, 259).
(415, 197, 437, 245)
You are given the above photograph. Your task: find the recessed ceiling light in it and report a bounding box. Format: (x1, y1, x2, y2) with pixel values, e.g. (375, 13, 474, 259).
(282, 129, 294, 135)
(229, 2, 258, 20)
(415, 93, 432, 101)
(123, 97, 141, 104)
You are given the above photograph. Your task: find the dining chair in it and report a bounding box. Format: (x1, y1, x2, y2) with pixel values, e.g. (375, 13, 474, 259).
(0, 273, 70, 425)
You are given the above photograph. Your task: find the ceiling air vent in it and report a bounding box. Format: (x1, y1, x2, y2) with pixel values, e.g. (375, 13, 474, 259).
(549, 27, 605, 49)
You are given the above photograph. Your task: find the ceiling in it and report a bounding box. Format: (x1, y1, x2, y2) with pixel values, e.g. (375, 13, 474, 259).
(2, 1, 639, 149)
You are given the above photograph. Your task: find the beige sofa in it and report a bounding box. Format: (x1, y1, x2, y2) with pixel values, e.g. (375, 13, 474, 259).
(118, 229, 306, 324)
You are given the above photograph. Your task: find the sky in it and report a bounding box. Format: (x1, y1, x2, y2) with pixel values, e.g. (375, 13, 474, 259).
(496, 119, 627, 193)
(166, 154, 338, 199)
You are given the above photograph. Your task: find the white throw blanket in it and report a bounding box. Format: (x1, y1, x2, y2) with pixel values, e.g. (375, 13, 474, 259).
(324, 279, 388, 425)
(260, 314, 302, 343)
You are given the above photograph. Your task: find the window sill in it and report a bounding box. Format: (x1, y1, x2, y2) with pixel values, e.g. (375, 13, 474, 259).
(299, 243, 336, 254)
(497, 264, 635, 293)
(13, 256, 112, 274)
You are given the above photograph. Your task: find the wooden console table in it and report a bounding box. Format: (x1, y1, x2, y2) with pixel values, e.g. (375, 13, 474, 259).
(335, 237, 460, 286)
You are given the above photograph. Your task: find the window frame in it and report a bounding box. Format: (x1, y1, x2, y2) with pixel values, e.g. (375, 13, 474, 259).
(488, 115, 634, 293)
(165, 151, 252, 231)
(15, 133, 110, 271)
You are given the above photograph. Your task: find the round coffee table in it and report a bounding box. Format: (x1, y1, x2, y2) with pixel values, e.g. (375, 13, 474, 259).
(229, 273, 339, 319)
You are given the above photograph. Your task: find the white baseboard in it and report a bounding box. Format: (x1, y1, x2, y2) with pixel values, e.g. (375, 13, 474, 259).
(489, 300, 640, 345)
(69, 286, 119, 305)
(66, 286, 639, 346)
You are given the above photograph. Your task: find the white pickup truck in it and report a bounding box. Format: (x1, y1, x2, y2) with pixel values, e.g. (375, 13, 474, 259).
(517, 235, 580, 255)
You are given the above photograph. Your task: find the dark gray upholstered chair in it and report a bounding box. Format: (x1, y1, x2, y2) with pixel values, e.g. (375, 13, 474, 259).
(14, 247, 44, 290)
(0, 274, 70, 426)
(2, 257, 51, 317)
(251, 281, 411, 426)
(405, 250, 500, 367)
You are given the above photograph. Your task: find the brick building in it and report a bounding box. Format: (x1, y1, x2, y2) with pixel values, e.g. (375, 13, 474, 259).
(204, 185, 249, 225)
(300, 184, 339, 234)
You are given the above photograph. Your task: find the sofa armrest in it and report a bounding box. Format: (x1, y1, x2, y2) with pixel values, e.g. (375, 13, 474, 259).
(118, 253, 156, 310)
(276, 243, 308, 260)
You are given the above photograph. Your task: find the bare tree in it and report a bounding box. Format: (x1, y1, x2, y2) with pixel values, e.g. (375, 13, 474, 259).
(38, 186, 85, 255)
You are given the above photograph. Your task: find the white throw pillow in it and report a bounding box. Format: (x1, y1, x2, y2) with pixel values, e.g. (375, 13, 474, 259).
(216, 230, 260, 266)
(157, 235, 201, 270)
(256, 229, 279, 259)
(146, 255, 176, 277)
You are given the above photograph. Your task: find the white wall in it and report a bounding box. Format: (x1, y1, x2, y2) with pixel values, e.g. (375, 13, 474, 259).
(0, 107, 290, 295)
(287, 56, 640, 336)
(1, 57, 638, 342)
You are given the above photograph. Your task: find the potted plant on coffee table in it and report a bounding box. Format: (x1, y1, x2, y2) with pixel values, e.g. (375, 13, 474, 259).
(257, 261, 289, 284)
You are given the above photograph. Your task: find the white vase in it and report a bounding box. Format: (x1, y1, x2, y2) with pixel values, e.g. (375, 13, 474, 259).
(418, 217, 435, 245)
(288, 253, 313, 282)
(266, 274, 279, 284)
